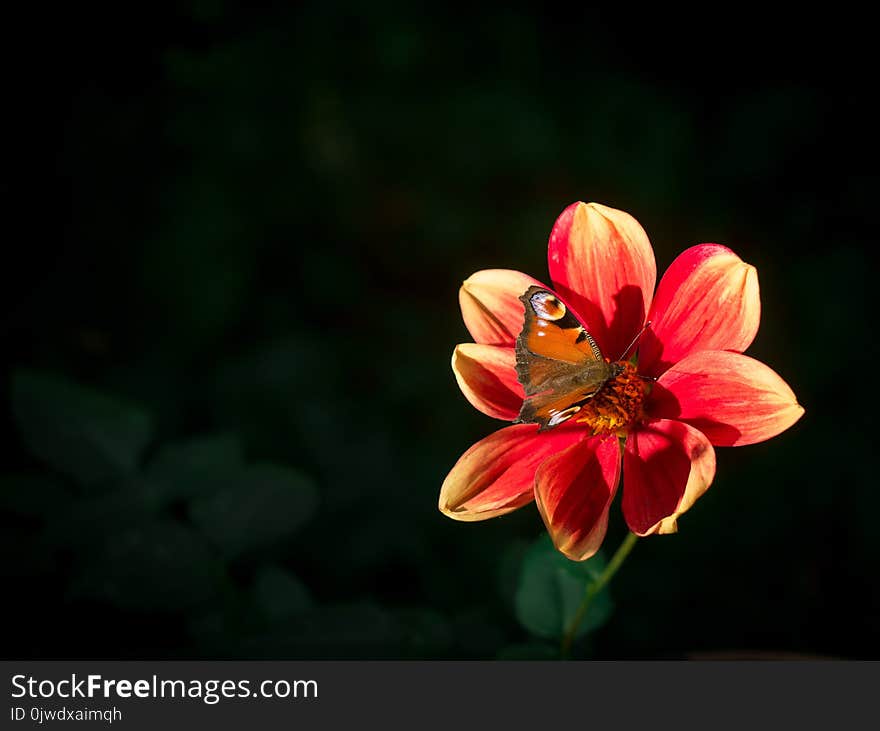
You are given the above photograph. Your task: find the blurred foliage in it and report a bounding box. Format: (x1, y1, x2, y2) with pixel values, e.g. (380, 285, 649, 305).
(2, 3, 877, 659)
(515, 537, 612, 642)
(12, 370, 153, 487)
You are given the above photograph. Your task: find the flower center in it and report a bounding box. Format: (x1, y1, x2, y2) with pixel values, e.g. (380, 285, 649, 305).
(575, 361, 647, 436)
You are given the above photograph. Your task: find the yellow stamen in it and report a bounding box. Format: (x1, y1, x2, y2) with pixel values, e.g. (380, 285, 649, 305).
(575, 361, 647, 436)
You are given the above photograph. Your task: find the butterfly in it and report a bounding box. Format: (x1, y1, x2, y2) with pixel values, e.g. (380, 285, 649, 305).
(514, 286, 625, 432)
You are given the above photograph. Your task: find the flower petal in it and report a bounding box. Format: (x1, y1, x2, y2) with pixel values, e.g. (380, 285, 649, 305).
(547, 202, 656, 359)
(459, 269, 545, 346)
(451, 343, 523, 421)
(648, 350, 805, 447)
(639, 244, 761, 377)
(623, 419, 716, 536)
(534, 436, 621, 561)
(439, 424, 586, 521)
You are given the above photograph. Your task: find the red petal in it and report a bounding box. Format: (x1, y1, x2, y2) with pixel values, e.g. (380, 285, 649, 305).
(459, 269, 545, 346)
(439, 424, 586, 521)
(534, 436, 621, 561)
(648, 350, 805, 447)
(639, 244, 761, 377)
(451, 344, 523, 421)
(623, 419, 716, 536)
(548, 202, 656, 359)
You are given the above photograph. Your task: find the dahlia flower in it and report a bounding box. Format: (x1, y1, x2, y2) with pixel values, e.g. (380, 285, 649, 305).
(440, 202, 803, 560)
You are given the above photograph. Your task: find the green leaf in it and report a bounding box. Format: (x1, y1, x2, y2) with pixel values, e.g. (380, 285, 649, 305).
(253, 565, 314, 623)
(515, 534, 613, 641)
(144, 432, 244, 505)
(11, 369, 153, 487)
(188, 463, 318, 558)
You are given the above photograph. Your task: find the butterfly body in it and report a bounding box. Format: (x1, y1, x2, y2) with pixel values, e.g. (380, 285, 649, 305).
(514, 286, 624, 431)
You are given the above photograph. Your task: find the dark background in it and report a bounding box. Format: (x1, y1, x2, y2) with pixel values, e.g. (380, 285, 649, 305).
(2, 4, 876, 659)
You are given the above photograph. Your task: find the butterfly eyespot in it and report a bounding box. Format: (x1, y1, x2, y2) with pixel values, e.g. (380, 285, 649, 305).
(530, 291, 566, 320)
(546, 404, 582, 427)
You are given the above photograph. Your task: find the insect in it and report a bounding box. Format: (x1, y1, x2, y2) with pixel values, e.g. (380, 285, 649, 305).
(514, 286, 647, 431)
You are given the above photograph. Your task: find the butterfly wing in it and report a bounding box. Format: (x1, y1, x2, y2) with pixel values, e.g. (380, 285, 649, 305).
(514, 286, 612, 430)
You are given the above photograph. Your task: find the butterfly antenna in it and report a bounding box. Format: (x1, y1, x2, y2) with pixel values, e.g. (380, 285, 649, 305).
(615, 320, 652, 362)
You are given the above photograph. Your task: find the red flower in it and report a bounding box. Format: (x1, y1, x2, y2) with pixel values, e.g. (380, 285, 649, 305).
(440, 202, 804, 560)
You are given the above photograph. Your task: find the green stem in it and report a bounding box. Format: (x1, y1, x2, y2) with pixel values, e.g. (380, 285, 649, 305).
(560, 531, 639, 658)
